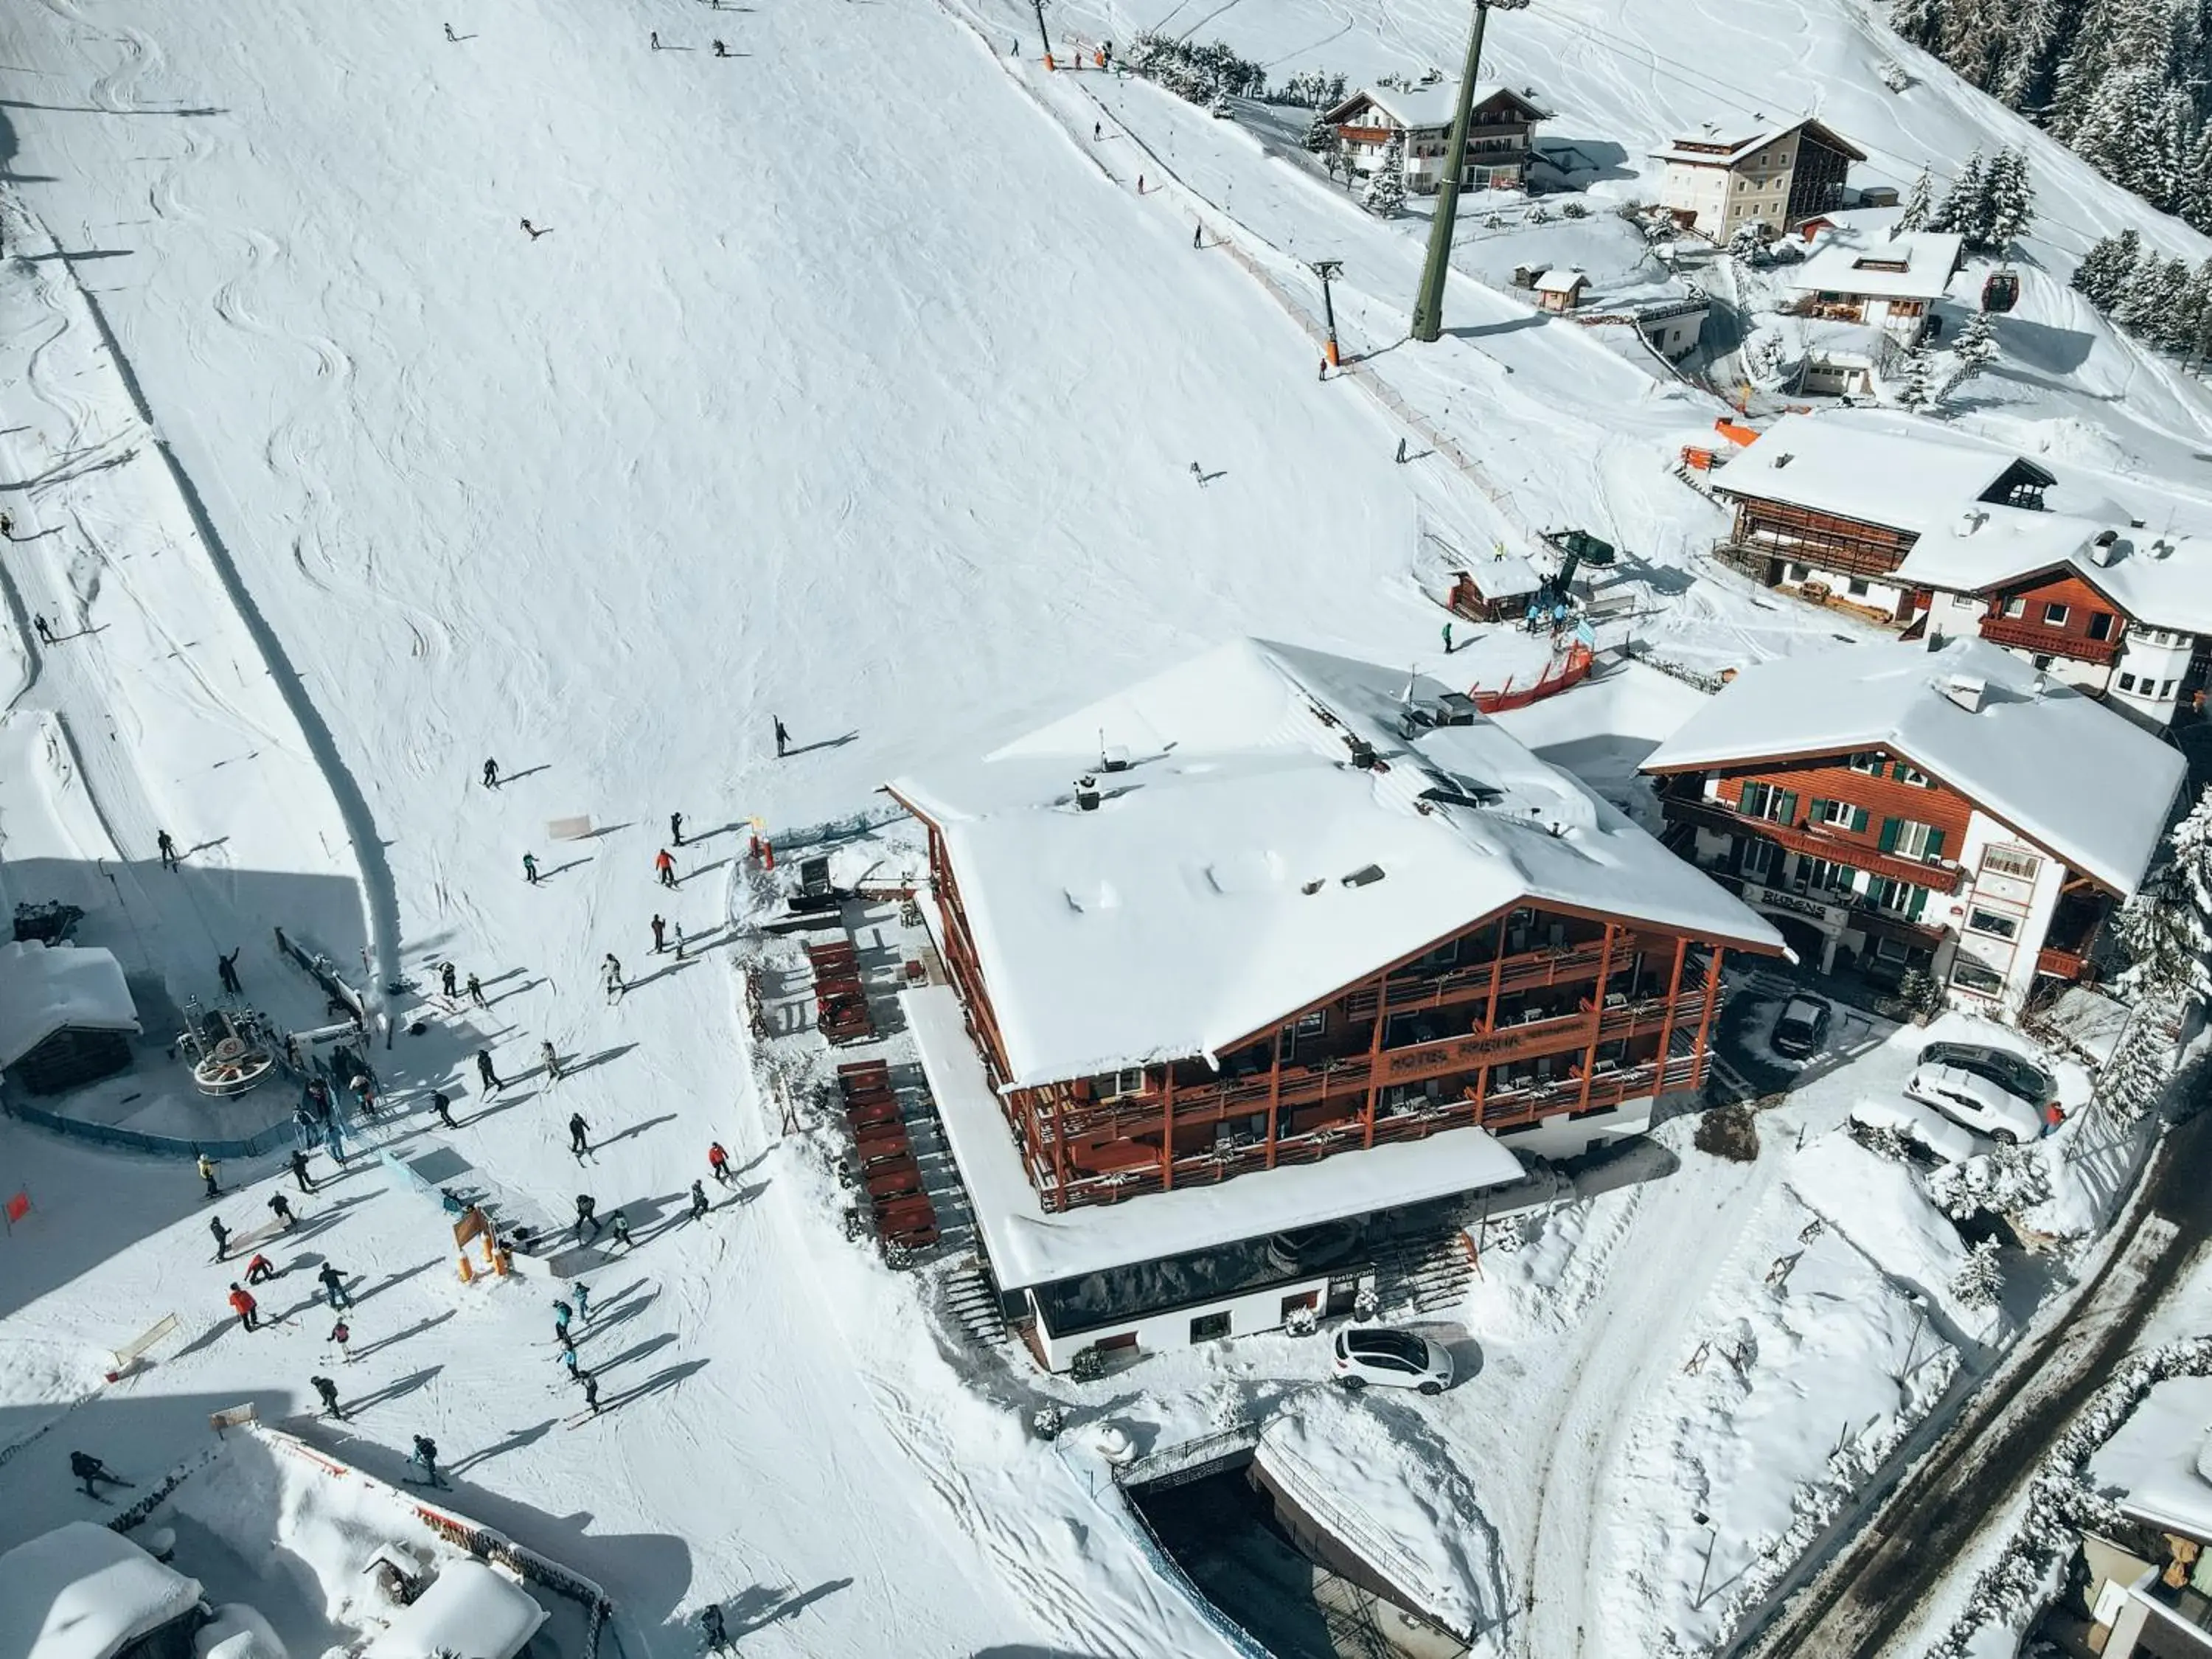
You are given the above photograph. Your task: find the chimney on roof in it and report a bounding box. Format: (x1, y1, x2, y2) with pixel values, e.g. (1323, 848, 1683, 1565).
(1941, 673, 1987, 714)
(2089, 528, 2120, 567)
(1074, 774, 1101, 812)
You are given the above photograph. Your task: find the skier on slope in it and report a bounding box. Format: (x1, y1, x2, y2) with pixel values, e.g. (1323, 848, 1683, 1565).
(32, 614, 54, 646)
(209, 1215, 231, 1259)
(553, 1298, 574, 1338)
(158, 830, 181, 871)
(246, 1251, 277, 1286)
(541, 1040, 565, 1083)
(561, 1344, 581, 1379)
(439, 961, 459, 1000)
(608, 1209, 633, 1249)
(477, 1050, 502, 1091)
(433, 1091, 457, 1130)
(521, 220, 550, 240)
(290, 1148, 316, 1192)
(329, 1318, 352, 1363)
(269, 1192, 298, 1230)
(573, 1281, 592, 1320)
(654, 849, 677, 888)
(773, 716, 790, 758)
(669, 811, 684, 846)
(313, 1375, 344, 1419)
(229, 1283, 260, 1332)
(701, 1604, 731, 1652)
(319, 1262, 353, 1310)
(568, 1113, 590, 1158)
(483, 758, 500, 789)
(218, 948, 243, 994)
(411, 1436, 445, 1487)
(468, 973, 488, 1009)
(673, 921, 686, 959)
(71, 1451, 129, 1501)
(581, 1371, 602, 1414)
(604, 953, 625, 1000)
(198, 1150, 220, 1198)
(651, 914, 667, 953)
(708, 1141, 731, 1186)
(523, 852, 540, 886)
(573, 1194, 602, 1243)
(443, 21, 459, 41)
(688, 1180, 710, 1222)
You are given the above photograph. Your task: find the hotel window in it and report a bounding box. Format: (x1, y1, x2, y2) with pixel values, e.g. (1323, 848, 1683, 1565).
(1879, 817, 1945, 862)
(1848, 753, 1884, 776)
(2164, 680, 2179, 697)
(1810, 797, 1868, 831)
(1848, 578, 1871, 598)
(1950, 959, 2006, 998)
(1293, 1010, 1327, 1039)
(1981, 846, 2041, 882)
(1739, 838, 1780, 882)
(2002, 597, 2026, 618)
(1891, 762, 1933, 787)
(1739, 782, 1796, 824)
(1105, 1068, 1147, 1099)
(1966, 907, 2020, 941)
(2043, 602, 2070, 626)
(2088, 613, 2115, 640)
(1866, 877, 1930, 919)
(2119, 672, 2138, 692)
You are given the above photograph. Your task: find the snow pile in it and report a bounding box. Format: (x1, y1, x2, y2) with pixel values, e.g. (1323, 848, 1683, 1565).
(196, 1602, 288, 1659)
(0, 1520, 204, 1659)
(358, 1558, 545, 1659)
(1254, 1387, 1505, 1638)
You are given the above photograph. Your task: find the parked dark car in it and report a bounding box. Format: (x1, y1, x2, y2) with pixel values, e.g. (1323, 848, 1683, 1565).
(1916, 1041, 2055, 1110)
(1772, 995, 1832, 1059)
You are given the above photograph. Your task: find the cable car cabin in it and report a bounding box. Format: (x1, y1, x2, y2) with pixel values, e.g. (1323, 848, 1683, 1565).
(1981, 271, 2019, 314)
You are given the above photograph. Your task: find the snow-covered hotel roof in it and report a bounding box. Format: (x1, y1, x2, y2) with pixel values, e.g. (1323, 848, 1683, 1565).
(1649, 116, 1865, 167)
(888, 638, 1781, 1091)
(1643, 637, 2185, 896)
(1721, 411, 2212, 631)
(0, 939, 139, 1071)
(1324, 82, 1548, 132)
(1784, 217, 1964, 302)
(0, 1523, 204, 1659)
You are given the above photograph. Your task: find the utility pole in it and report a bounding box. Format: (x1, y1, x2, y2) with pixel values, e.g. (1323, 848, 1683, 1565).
(1312, 260, 1345, 367)
(1031, 0, 1054, 69)
(1409, 0, 1529, 342)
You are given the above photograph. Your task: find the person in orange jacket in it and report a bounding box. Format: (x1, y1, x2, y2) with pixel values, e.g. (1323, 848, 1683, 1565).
(654, 848, 677, 888)
(708, 1141, 731, 1186)
(228, 1283, 260, 1332)
(245, 1252, 277, 1285)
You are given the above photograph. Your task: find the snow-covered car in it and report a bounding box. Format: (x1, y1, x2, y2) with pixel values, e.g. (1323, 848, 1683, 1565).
(1772, 995, 1832, 1059)
(1331, 1326, 1453, 1395)
(1903, 1064, 2042, 1144)
(1848, 1096, 1978, 1164)
(1915, 1042, 2055, 1112)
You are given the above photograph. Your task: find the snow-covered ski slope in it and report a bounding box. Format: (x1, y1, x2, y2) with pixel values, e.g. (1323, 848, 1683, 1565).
(0, 0, 2209, 1654)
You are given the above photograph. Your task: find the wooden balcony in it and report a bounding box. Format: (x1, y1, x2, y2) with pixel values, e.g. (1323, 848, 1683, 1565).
(2035, 944, 2089, 981)
(1663, 796, 1965, 896)
(1341, 941, 1611, 1019)
(1717, 533, 1907, 583)
(1978, 615, 2121, 666)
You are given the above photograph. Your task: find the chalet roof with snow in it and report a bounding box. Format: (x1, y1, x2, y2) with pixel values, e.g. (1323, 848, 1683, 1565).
(361, 1559, 547, 1659)
(1649, 116, 1866, 168)
(1784, 217, 1964, 302)
(2089, 1375, 2212, 1542)
(1321, 82, 1549, 133)
(1714, 411, 2045, 528)
(1534, 268, 1587, 295)
(888, 638, 1781, 1090)
(0, 940, 139, 1071)
(1642, 637, 2185, 896)
(0, 1523, 204, 1659)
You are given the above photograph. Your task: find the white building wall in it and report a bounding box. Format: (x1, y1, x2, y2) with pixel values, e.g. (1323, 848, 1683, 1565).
(1940, 811, 2066, 1018)
(2112, 627, 2195, 725)
(1030, 1270, 1340, 1371)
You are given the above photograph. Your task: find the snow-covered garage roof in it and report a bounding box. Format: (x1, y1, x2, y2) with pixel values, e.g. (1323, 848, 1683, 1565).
(2089, 1374, 2212, 1541)
(1641, 637, 2185, 897)
(360, 1559, 547, 1659)
(908, 982, 1526, 1288)
(888, 639, 1780, 1090)
(0, 1522, 204, 1659)
(0, 940, 139, 1071)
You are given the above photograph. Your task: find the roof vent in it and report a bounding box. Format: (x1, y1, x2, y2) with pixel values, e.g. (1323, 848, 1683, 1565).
(1301, 878, 1325, 897)
(1345, 735, 1378, 769)
(1074, 775, 1101, 812)
(1941, 673, 1987, 714)
(2089, 528, 2121, 567)
(1773, 452, 1794, 470)
(1340, 864, 1386, 889)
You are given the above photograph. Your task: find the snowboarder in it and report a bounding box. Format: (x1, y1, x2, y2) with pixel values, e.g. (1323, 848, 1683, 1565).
(229, 1283, 260, 1332)
(312, 1375, 344, 1419)
(70, 1451, 128, 1501)
(553, 1298, 574, 1337)
(541, 1040, 564, 1083)
(654, 849, 677, 888)
(773, 716, 790, 758)
(329, 1318, 352, 1361)
(523, 852, 540, 885)
(432, 1091, 457, 1130)
(32, 614, 54, 646)
(246, 1251, 277, 1285)
(291, 1149, 315, 1192)
(318, 1262, 352, 1310)
(568, 1113, 589, 1157)
(604, 953, 625, 999)
(651, 914, 667, 953)
(520, 220, 551, 240)
(477, 1049, 502, 1091)
(443, 21, 459, 41)
(269, 1192, 298, 1229)
(483, 757, 500, 788)
(581, 1371, 602, 1413)
(708, 1141, 731, 1186)
(410, 1436, 445, 1486)
(573, 1281, 591, 1321)
(670, 810, 684, 846)
(688, 1180, 710, 1222)
(1441, 621, 1453, 655)
(467, 973, 487, 1009)
(209, 1215, 231, 1259)
(573, 1194, 602, 1242)
(198, 1150, 220, 1198)
(439, 961, 459, 1000)
(158, 830, 180, 871)
(701, 1604, 730, 1652)
(609, 1209, 633, 1249)
(1189, 461, 1204, 485)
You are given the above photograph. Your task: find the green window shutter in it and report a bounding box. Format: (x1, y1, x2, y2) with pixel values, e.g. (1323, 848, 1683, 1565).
(1891, 761, 1908, 781)
(1908, 886, 1927, 921)
(1924, 828, 1945, 861)
(1779, 790, 1799, 825)
(1809, 797, 1829, 824)
(1851, 805, 1869, 832)
(1878, 816, 1900, 853)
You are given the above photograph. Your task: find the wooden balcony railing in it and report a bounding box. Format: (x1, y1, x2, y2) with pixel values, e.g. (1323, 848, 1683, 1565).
(1662, 796, 1966, 896)
(1978, 615, 2122, 666)
(2035, 945, 2089, 981)
(1341, 941, 1613, 1019)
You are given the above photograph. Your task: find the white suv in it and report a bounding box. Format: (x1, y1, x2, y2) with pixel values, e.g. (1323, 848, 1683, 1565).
(1903, 1064, 2042, 1145)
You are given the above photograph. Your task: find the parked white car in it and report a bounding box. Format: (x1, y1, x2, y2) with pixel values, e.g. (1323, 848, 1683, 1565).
(1331, 1326, 1454, 1395)
(1903, 1064, 2042, 1145)
(1849, 1096, 1978, 1164)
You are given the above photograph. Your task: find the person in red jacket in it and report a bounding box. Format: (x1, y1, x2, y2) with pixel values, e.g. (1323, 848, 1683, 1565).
(707, 1141, 731, 1186)
(228, 1283, 260, 1332)
(654, 848, 677, 888)
(245, 1252, 276, 1285)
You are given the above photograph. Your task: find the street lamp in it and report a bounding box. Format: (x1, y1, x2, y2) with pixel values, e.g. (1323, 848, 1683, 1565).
(1410, 0, 1531, 343)
(1313, 260, 1345, 367)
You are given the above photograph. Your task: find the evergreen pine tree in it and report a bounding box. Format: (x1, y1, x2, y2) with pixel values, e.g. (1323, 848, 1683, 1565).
(2112, 861, 2212, 1006)
(1303, 112, 1336, 154)
(2093, 1002, 2175, 1120)
(1931, 147, 1986, 235)
(2163, 782, 2212, 917)
(1896, 347, 1937, 410)
(2114, 254, 2189, 334)
(1945, 309, 1999, 397)
(1889, 0, 1945, 51)
(1983, 147, 2036, 247)
(1899, 166, 1936, 232)
(2180, 125, 2212, 232)
(1951, 1237, 2005, 1309)
(1992, 0, 2074, 112)
(1361, 132, 1407, 217)
(2072, 228, 2141, 309)
(2166, 259, 2212, 354)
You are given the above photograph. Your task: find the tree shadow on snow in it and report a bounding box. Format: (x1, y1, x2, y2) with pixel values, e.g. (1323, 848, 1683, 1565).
(727, 1578, 854, 1635)
(595, 1112, 676, 1150)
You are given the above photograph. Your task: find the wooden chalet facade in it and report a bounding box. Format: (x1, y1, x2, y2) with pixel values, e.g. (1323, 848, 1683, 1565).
(917, 814, 1736, 1214)
(1321, 83, 1549, 194)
